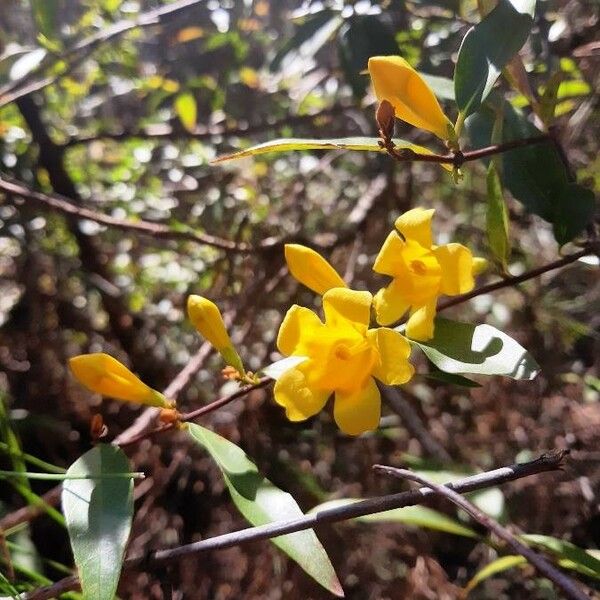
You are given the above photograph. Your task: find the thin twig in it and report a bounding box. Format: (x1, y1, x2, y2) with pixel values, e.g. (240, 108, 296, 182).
(23, 450, 568, 599)
(374, 462, 589, 600)
(437, 247, 594, 311)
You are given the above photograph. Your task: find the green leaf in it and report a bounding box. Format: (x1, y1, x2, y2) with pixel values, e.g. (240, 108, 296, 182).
(62, 445, 134, 600)
(412, 317, 539, 379)
(420, 73, 455, 101)
(31, 0, 58, 40)
(465, 555, 527, 594)
(466, 102, 595, 244)
(213, 137, 451, 170)
(309, 499, 478, 538)
(486, 162, 510, 269)
(188, 424, 344, 597)
(174, 92, 197, 132)
(424, 369, 482, 388)
(454, 0, 536, 118)
(520, 534, 600, 580)
(551, 183, 596, 246)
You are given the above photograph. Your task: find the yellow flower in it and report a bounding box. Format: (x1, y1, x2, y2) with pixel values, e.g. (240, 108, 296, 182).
(373, 208, 486, 341)
(187, 295, 244, 373)
(284, 244, 346, 295)
(368, 56, 455, 142)
(69, 353, 170, 407)
(274, 288, 414, 435)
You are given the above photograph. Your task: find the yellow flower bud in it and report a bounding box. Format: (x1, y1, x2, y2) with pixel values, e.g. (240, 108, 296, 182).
(187, 295, 244, 373)
(284, 244, 347, 295)
(368, 56, 455, 142)
(69, 353, 169, 407)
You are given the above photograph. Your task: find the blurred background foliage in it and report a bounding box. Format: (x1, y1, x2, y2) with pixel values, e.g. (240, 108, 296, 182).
(0, 0, 598, 598)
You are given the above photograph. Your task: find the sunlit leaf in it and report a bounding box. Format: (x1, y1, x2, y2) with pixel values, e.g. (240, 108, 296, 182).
(62, 445, 134, 600)
(188, 424, 344, 597)
(411, 317, 540, 379)
(465, 555, 527, 594)
(213, 137, 452, 170)
(174, 92, 197, 132)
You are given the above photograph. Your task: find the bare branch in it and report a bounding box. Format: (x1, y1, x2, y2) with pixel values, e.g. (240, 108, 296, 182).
(375, 462, 589, 600)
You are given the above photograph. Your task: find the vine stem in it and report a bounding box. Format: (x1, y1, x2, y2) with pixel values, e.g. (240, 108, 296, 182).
(375, 465, 589, 600)
(24, 451, 569, 600)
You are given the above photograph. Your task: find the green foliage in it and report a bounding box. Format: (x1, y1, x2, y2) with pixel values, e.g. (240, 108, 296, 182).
(486, 162, 510, 270)
(188, 424, 344, 597)
(454, 0, 536, 119)
(62, 445, 134, 600)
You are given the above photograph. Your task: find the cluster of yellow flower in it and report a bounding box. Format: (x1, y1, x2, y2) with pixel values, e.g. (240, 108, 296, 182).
(70, 207, 485, 435)
(69, 56, 486, 436)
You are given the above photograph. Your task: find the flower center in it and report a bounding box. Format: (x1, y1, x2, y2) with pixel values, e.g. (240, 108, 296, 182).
(334, 344, 352, 360)
(410, 259, 428, 276)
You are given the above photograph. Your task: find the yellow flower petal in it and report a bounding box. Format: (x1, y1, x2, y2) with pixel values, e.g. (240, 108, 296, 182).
(372, 231, 406, 276)
(406, 300, 437, 341)
(367, 328, 415, 385)
(277, 305, 324, 356)
(323, 288, 372, 331)
(69, 353, 168, 407)
(284, 244, 346, 295)
(368, 56, 454, 141)
(394, 207, 435, 248)
(334, 377, 381, 435)
(273, 364, 330, 421)
(187, 295, 232, 351)
(434, 243, 475, 296)
(374, 282, 411, 326)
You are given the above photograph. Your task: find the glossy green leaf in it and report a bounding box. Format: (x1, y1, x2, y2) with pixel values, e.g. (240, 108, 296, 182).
(188, 424, 344, 597)
(486, 162, 510, 269)
(174, 92, 197, 132)
(421, 73, 455, 101)
(465, 555, 527, 594)
(425, 369, 482, 388)
(309, 499, 478, 538)
(454, 0, 536, 118)
(521, 534, 600, 580)
(466, 102, 594, 244)
(213, 137, 451, 170)
(62, 445, 134, 600)
(412, 317, 539, 379)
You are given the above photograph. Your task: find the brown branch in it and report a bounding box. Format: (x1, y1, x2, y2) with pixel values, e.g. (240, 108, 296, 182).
(437, 247, 594, 312)
(381, 134, 550, 168)
(0, 0, 203, 108)
(0, 173, 252, 253)
(23, 451, 568, 600)
(375, 462, 589, 600)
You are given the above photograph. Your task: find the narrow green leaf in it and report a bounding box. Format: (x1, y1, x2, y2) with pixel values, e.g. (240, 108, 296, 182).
(188, 424, 344, 597)
(454, 0, 536, 118)
(309, 499, 479, 538)
(412, 317, 540, 379)
(174, 92, 197, 132)
(31, 0, 58, 40)
(486, 162, 510, 269)
(213, 137, 451, 170)
(539, 71, 564, 126)
(465, 555, 526, 594)
(520, 534, 600, 580)
(62, 445, 134, 600)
